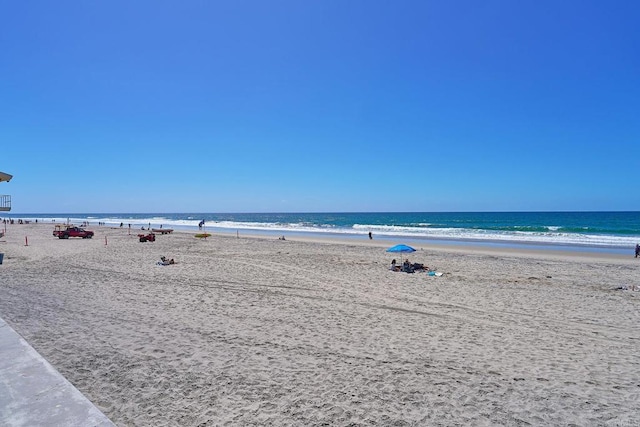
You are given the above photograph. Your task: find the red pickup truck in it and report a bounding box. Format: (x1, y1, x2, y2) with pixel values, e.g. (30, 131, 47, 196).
(53, 226, 95, 239)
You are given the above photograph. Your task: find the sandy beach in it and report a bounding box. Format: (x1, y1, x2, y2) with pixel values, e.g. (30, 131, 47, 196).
(1, 222, 639, 426)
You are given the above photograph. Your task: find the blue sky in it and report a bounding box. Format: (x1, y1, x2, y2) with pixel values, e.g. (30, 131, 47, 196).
(1, 0, 639, 213)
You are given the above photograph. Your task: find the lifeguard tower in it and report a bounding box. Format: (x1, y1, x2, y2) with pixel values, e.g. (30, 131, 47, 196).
(0, 171, 12, 211)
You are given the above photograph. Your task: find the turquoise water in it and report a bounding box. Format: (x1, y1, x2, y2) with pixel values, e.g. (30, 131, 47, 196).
(4, 211, 640, 254)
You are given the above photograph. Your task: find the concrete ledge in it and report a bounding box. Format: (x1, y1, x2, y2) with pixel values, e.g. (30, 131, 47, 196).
(0, 318, 115, 427)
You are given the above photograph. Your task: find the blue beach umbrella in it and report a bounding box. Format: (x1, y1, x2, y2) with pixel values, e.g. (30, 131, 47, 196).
(386, 244, 416, 254)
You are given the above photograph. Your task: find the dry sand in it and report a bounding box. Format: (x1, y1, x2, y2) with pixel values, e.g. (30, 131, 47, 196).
(1, 222, 639, 426)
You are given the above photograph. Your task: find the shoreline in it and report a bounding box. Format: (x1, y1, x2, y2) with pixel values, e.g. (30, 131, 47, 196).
(198, 227, 638, 264)
(3, 212, 639, 256)
(3, 221, 637, 263)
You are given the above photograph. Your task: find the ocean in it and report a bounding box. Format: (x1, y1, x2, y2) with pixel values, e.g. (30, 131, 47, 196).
(3, 211, 640, 255)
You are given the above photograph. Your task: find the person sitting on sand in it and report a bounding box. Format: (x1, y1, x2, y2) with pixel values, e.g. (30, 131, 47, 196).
(158, 256, 175, 266)
(402, 259, 414, 273)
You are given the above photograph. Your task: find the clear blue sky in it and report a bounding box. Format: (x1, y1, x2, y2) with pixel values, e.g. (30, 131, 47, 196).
(1, 0, 639, 213)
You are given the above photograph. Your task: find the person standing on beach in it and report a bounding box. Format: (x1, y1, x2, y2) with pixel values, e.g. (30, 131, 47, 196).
(635, 244, 640, 258)
(369, 231, 373, 240)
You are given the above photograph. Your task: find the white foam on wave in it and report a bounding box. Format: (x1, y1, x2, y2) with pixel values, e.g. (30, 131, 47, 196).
(216, 221, 637, 248)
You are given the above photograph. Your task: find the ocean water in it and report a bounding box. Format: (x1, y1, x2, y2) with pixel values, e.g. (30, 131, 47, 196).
(3, 211, 640, 254)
